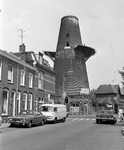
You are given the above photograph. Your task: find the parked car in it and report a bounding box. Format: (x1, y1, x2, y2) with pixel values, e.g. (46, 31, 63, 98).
(96, 110, 117, 124)
(8, 110, 47, 128)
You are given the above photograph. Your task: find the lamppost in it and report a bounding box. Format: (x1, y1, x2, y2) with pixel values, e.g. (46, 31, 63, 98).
(62, 70, 73, 102)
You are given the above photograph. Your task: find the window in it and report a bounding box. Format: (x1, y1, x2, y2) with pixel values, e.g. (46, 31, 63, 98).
(0, 60, 2, 80)
(38, 72, 44, 89)
(17, 92, 21, 114)
(8, 65, 13, 83)
(29, 73, 33, 88)
(66, 42, 70, 47)
(28, 94, 32, 110)
(22, 93, 27, 110)
(66, 33, 69, 37)
(34, 96, 38, 110)
(20, 69, 25, 86)
(2, 90, 9, 114)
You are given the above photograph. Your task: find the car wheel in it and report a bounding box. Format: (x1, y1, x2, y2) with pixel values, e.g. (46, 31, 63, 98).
(9, 123, 14, 127)
(40, 120, 44, 126)
(54, 118, 57, 124)
(62, 117, 66, 122)
(27, 121, 32, 128)
(96, 119, 99, 124)
(112, 120, 115, 124)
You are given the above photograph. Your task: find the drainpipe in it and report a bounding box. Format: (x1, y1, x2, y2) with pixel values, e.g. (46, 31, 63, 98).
(0, 87, 2, 125)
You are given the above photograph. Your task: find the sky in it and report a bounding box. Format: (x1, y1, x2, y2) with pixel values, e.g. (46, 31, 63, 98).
(0, 0, 124, 90)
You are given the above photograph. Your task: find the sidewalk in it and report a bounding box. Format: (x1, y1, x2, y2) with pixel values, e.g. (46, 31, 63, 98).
(0, 123, 9, 129)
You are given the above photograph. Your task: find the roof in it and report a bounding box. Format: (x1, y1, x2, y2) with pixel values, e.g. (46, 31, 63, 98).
(41, 104, 66, 107)
(0, 49, 36, 71)
(95, 84, 119, 95)
(74, 45, 96, 61)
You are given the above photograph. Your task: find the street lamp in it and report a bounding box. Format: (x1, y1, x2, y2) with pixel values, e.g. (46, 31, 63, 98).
(62, 70, 73, 99)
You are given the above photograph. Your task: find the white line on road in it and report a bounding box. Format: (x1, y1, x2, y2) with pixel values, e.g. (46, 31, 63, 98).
(79, 118, 85, 121)
(85, 118, 90, 120)
(71, 118, 79, 121)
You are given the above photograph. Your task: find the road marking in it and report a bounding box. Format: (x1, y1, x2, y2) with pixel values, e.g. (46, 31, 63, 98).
(85, 118, 90, 120)
(68, 118, 96, 122)
(71, 118, 79, 121)
(79, 118, 85, 121)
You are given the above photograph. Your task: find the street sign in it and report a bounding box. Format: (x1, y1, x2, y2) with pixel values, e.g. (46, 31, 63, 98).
(80, 88, 90, 94)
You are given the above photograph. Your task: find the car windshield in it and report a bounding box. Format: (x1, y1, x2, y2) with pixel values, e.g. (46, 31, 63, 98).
(99, 110, 113, 114)
(40, 106, 54, 112)
(18, 110, 34, 115)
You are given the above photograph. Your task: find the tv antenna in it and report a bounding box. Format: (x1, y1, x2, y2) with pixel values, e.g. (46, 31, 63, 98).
(15, 28, 26, 44)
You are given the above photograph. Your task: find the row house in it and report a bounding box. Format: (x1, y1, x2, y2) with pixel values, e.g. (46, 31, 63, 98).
(0, 44, 55, 122)
(13, 44, 55, 105)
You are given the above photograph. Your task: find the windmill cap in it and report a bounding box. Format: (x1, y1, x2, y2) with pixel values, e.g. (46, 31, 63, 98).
(61, 15, 78, 21)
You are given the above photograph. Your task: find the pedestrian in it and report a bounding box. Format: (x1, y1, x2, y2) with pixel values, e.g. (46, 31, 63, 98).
(118, 108, 123, 122)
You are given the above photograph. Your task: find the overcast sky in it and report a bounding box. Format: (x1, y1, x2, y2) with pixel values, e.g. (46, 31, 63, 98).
(0, 0, 124, 90)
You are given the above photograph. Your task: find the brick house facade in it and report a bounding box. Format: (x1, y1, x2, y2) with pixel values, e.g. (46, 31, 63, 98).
(0, 45, 55, 122)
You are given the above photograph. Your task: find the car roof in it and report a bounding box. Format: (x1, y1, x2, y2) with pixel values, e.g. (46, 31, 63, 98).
(41, 104, 66, 108)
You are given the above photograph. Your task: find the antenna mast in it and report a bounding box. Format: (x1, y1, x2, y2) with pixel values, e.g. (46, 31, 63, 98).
(16, 28, 25, 44)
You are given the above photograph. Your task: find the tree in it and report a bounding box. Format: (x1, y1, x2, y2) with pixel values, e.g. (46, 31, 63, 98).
(89, 89, 96, 106)
(119, 69, 124, 87)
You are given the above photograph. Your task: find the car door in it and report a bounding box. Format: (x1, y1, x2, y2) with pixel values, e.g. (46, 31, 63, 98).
(35, 111, 43, 124)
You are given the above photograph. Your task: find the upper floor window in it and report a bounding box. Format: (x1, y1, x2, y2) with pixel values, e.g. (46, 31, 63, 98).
(38, 72, 44, 89)
(66, 33, 69, 37)
(20, 69, 25, 86)
(8, 65, 14, 83)
(0, 60, 2, 80)
(29, 73, 33, 88)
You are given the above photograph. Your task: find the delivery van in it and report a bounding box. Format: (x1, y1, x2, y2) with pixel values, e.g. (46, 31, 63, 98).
(40, 104, 67, 123)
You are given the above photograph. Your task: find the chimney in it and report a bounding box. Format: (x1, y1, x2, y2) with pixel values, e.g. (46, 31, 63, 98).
(19, 43, 26, 62)
(19, 43, 26, 53)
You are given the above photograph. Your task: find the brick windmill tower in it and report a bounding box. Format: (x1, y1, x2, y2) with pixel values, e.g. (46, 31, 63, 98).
(45, 15, 95, 103)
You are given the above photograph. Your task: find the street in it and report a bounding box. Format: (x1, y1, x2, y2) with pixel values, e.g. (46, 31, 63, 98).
(0, 116, 124, 150)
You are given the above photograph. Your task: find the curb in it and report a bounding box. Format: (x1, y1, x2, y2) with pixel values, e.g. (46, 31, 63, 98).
(122, 126, 124, 136)
(0, 123, 9, 129)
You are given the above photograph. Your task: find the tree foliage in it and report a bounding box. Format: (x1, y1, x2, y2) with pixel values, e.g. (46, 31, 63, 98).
(119, 70, 124, 87)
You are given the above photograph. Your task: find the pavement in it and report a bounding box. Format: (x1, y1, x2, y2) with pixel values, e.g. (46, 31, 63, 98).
(0, 123, 10, 129)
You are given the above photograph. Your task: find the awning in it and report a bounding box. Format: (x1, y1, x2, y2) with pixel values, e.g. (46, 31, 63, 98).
(97, 97, 112, 104)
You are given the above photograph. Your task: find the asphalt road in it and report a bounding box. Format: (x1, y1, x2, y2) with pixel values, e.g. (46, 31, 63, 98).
(0, 116, 124, 150)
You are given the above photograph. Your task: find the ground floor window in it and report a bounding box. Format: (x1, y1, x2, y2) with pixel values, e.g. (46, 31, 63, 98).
(2, 90, 9, 114)
(22, 93, 27, 110)
(17, 92, 21, 114)
(34, 96, 38, 110)
(28, 94, 32, 110)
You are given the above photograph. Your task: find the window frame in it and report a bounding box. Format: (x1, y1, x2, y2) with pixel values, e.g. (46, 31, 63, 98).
(28, 94, 32, 110)
(38, 72, 44, 89)
(22, 93, 27, 110)
(29, 73, 33, 88)
(8, 64, 14, 83)
(20, 69, 25, 86)
(0, 60, 2, 80)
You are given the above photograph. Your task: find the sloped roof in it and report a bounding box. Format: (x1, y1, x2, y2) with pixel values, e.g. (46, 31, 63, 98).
(0, 49, 36, 71)
(95, 84, 119, 94)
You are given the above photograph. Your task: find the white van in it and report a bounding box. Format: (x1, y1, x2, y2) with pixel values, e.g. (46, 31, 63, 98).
(40, 104, 67, 123)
